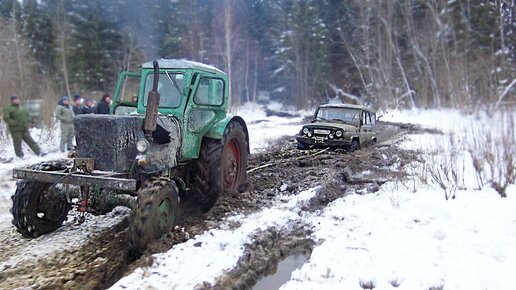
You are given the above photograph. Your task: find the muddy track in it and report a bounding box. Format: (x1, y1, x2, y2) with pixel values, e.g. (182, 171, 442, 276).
(206, 124, 420, 289)
(0, 121, 422, 290)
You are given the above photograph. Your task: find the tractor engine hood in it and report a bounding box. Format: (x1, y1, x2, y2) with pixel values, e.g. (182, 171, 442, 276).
(74, 115, 181, 173)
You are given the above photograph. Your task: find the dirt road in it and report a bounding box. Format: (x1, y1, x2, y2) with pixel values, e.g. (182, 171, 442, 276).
(0, 121, 425, 289)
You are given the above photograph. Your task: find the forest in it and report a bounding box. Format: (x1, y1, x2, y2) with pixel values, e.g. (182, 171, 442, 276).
(0, 0, 514, 120)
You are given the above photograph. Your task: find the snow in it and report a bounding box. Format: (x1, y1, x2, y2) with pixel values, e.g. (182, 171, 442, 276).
(281, 108, 516, 290)
(110, 187, 319, 290)
(231, 101, 312, 153)
(283, 184, 516, 290)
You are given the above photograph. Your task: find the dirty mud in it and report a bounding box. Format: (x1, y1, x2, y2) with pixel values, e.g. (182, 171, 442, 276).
(0, 121, 424, 289)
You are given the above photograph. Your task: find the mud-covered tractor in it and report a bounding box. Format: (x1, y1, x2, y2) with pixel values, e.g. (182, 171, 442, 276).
(11, 59, 249, 251)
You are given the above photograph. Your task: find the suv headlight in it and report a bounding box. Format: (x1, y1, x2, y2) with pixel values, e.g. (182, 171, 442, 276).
(302, 127, 309, 135)
(136, 139, 149, 153)
(336, 130, 343, 137)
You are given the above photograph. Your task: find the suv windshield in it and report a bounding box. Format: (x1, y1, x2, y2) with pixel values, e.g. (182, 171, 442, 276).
(143, 72, 184, 108)
(316, 107, 360, 123)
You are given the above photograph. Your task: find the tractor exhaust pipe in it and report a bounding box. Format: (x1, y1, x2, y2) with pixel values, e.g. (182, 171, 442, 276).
(144, 60, 160, 141)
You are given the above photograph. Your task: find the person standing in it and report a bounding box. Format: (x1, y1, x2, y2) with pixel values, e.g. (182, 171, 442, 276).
(72, 94, 83, 115)
(95, 94, 111, 114)
(2, 96, 42, 158)
(80, 98, 96, 114)
(56, 96, 75, 152)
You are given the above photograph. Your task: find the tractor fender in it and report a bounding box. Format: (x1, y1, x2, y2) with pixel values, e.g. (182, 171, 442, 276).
(205, 114, 250, 153)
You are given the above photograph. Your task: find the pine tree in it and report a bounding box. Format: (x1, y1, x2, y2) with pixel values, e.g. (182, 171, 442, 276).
(271, 0, 331, 106)
(68, 0, 122, 91)
(21, 0, 56, 75)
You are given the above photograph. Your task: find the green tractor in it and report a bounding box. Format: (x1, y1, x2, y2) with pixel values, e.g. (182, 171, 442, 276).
(11, 59, 249, 251)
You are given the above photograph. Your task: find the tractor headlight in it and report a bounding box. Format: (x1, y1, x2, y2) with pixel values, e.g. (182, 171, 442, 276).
(307, 131, 313, 137)
(329, 134, 334, 139)
(136, 139, 149, 153)
(302, 127, 309, 135)
(336, 130, 343, 138)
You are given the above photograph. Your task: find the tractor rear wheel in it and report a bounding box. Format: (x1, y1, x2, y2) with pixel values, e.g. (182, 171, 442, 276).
(11, 161, 71, 238)
(129, 179, 179, 254)
(192, 121, 248, 212)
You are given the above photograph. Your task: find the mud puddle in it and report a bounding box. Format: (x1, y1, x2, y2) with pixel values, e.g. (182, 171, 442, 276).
(252, 254, 309, 290)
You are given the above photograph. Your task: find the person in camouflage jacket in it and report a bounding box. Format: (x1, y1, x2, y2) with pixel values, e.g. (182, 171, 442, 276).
(2, 96, 42, 158)
(56, 96, 75, 152)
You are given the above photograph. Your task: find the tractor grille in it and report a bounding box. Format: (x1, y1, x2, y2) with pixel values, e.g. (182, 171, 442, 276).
(74, 115, 145, 172)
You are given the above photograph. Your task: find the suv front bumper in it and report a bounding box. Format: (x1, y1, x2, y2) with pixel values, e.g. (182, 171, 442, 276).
(296, 135, 352, 148)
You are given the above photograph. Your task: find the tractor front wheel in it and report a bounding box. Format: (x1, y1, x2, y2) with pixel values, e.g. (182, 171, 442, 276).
(11, 161, 71, 238)
(12, 181, 71, 238)
(129, 179, 179, 254)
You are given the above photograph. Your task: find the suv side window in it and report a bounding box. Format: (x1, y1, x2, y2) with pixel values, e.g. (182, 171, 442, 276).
(194, 77, 224, 106)
(362, 111, 372, 125)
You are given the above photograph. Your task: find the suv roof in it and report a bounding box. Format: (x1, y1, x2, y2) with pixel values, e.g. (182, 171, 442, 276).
(141, 59, 224, 75)
(319, 103, 376, 113)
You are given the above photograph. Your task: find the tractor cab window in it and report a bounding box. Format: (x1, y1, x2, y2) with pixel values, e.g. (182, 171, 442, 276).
(143, 72, 184, 108)
(114, 74, 140, 115)
(119, 75, 140, 103)
(194, 77, 224, 106)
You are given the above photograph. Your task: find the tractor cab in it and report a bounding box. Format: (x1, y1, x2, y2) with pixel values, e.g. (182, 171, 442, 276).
(112, 59, 233, 160)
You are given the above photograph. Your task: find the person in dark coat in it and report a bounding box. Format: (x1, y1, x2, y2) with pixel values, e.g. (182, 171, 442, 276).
(72, 94, 83, 115)
(80, 98, 96, 114)
(95, 94, 111, 114)
(2, 96, 42, 158)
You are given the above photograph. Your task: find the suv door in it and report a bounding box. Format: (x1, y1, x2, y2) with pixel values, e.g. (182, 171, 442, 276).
(360, 110, 374, 146)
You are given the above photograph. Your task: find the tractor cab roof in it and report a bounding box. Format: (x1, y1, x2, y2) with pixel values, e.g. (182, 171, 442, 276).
(141, 59, 225, 75)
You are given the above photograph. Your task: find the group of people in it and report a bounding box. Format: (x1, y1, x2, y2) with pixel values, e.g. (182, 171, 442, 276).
(2, 94, 112, 158)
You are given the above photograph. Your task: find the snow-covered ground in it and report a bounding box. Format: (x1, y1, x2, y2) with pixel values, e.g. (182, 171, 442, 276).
(282, 108, 516, 290)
